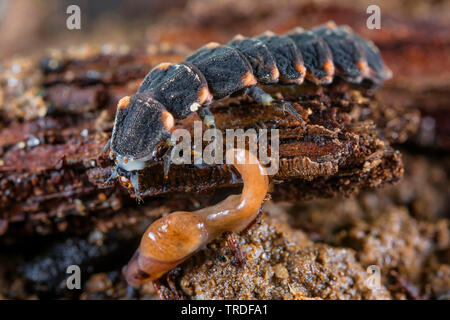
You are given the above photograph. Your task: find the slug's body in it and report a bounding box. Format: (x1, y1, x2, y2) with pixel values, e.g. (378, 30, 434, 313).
(106, 22, 392, 194)
(123, 149, 268, 286)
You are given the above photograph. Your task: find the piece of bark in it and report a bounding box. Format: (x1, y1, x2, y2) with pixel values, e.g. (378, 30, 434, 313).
(104, 83, 408, 201)
(0, 46, 415, 237)
(10, 1, 450, 237)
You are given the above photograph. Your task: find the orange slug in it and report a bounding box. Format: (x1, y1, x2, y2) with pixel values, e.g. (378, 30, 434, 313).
(123, 148, 268, 286)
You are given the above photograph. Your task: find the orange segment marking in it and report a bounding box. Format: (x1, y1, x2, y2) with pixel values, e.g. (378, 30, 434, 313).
(233, 34, 245, 41)
(295, 63, 306, 77)
(357, 60, 369, 76)
(205, 42, 221, 49)
(271, 66, 280, 81)
(118, 96, 131, 109)
(325, 21, 337, 29)
(241, 72, 257, 87)
(198, 87, 213, 104)
(323, 60, 335, 77)
(155, 62, 172, 70)
(162, 111, 175, 131)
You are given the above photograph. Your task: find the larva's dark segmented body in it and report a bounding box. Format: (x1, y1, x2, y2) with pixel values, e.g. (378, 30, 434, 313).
(106, 21, 392, 196)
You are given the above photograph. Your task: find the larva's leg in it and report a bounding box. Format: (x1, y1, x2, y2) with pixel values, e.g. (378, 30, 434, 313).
(198, 105, 216, 129)
(249, 120, 269, 144)
(102, 138, 111, 155)
(130, 172, 141, 197)
(159, 137, 176, 179)
(248, 86, 305, 125)
(104, 167, 118, 185)
(276, 101, 306, 127)
(198, 105, 218, 158)
(225, 231, 246, 267)
(162, 145, 173, 179)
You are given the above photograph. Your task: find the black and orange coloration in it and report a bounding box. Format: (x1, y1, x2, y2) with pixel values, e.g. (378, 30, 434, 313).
(106, 22, 392, 196)
(287, 27, 334, 84)
(257, 32, 306, 84)
(228, 35, 279, 84)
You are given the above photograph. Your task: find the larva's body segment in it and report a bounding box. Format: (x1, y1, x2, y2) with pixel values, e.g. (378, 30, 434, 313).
(312, 24, 369, 83)
(186, 44, 256, 99)
(228, 36, 279, 84)
(343, 29, 392, 84)
(287, 28, 334, 84)
(256, 33, 306, 84)
(108, 22, 392, 190)
(137, 62, 212, 119)
(110, 94, 173, 163)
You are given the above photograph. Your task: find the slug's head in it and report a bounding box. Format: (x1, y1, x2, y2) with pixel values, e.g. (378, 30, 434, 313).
(123, 211, 208, 286)
(110, 93, 174, 172)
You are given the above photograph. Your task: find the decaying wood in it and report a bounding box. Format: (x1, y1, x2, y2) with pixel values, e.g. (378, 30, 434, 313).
(0, 49, 418, 237)
(6, 1, 450, 237)
(93, 82, 409, 201)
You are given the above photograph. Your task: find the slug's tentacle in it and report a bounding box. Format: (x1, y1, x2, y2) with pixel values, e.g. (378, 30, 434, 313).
(123, 148, 268, 286)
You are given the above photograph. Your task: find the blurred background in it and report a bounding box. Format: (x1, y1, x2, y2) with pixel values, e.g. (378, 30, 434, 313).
(1, 0, 449, 59)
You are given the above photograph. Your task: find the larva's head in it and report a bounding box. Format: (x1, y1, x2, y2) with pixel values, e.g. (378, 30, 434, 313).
(110, 93, 174, 173)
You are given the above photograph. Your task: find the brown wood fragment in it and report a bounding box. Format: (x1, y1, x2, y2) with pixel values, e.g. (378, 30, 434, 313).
(0, 14, 427, 236)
